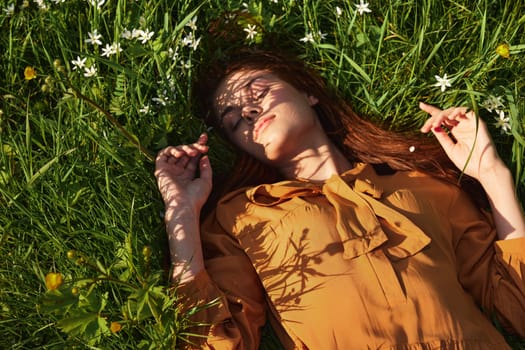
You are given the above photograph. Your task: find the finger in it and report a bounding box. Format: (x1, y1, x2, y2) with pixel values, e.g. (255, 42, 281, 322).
(180, 144, 205, 157)
(420, 103, 443, 132)
(436, 108, 468, 131)
(420, 106, 468, 133)
(161, 151, 185, 169)
(185, 153, 200, 173)
(157, 147, 188, 169)
(419, 101, 442, 116)
(421, 114, 446, 133)
(445, 119, 460, 127)
(192, 134, 209, 154)
(197, 133, 208, 146)
(199, 155, 213, 185)
(156, 147, 177, 164)
(432, 126, 456, 153)
(446, 107, 468, 122)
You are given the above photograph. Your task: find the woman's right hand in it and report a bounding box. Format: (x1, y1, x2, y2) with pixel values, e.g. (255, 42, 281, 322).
(155, 133, 213, 212)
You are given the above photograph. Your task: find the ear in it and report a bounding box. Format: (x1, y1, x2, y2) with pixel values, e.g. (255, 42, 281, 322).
(307, 94, 319, 106)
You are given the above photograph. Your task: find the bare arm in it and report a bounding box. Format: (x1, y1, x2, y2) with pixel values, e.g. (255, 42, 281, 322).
(155, 135, 267, 348)
(155, 133, 212, 283)
(419, 102, 525, 240)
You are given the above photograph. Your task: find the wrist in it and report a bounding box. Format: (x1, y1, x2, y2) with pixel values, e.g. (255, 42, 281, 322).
(477, 161, 512, 190)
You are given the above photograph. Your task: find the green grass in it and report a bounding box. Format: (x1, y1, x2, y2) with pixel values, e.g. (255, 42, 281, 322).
(1, 0, 524, 348)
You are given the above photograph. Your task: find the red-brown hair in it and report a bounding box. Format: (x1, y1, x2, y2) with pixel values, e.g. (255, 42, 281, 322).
(193, 49, 487, 213)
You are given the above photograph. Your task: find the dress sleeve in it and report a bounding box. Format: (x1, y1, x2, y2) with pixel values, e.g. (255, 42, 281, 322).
(175, 212, 267, 349)
(450, 189, 525, 338)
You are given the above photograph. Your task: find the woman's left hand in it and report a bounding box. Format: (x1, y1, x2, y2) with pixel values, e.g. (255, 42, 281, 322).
(419, 102, 505, 181)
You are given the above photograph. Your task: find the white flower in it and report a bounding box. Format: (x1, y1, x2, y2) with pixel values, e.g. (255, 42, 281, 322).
(186, 16, 198, 31)
(113, 42, 122, 54)
(336, 6, 343, 17)
(168, 47, 179, 61)
(83, 65, 97, 77)
(35, 0, 48, 10)
(138, 105, 151, 114)
(433, 74, 452, 92)
(85, 29, 103, 46)
(182, 32, 194, 46)
(121, 28, 133, 40)
(271, 0, 278, 3)
(87, 0, 105, 9)
(101, 42, 122, 57)
(183, 60, 192, 69)
(190, 36, 201, 50)
(71, 56, 87, 70)
(300, 32, 315, 44)
(224, 12, 236, 23)
(355, 0, 371, 15)
(50, 0, 66, 3)
(494, 110, 511, 134)
(33, 0, 48, 10)
(136, 29, 155, 44)
(300, 31, 325, 44)
(3, 3, 15, 16)
(131, 28, 142, 39)
(481, 95, 504, 113)
(101, 44, 114, 57)
(152, 96, 169, 106)
(244, 24, 258, 40)
(182, 32, 201, 50)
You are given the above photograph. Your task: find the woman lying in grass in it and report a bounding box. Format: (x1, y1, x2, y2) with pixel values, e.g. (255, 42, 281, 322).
(154, 51, 525, 349)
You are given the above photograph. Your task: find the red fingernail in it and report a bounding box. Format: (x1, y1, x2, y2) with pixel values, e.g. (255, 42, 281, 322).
(433, 126, 443, 132)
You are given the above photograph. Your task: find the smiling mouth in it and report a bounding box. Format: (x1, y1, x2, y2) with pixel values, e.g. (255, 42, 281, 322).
(254, 115, 275, 140)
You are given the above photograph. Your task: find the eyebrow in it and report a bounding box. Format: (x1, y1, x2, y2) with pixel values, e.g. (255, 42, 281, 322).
(218, 75, 266, 123)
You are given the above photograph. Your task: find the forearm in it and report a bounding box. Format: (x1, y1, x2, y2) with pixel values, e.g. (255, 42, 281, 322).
(478, 162, 525, 240)
(164, 203, 205, 283)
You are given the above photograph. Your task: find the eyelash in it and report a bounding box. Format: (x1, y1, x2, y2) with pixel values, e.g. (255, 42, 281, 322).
(223, 85, 270, 132)
(253, 87, 269, 101)
(231, 117, 241, 131)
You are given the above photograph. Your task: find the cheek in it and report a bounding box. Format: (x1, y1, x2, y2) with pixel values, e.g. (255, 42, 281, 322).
(228, 128, 253, 149)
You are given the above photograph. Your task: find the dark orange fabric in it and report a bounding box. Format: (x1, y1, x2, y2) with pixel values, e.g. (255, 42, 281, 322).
(179, 163, 525, 349)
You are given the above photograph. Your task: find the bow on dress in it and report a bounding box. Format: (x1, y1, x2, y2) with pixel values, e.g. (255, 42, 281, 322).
(247, 173, 431, 260)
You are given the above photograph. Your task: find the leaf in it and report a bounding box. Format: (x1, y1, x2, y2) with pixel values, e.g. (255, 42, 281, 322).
(126, 287, 153, 321)
(39, 289, 78, 314)
(2, 143, 14, 156)
(57, 309, 99, 335)
(26, 148, 77, 187)
(0, 168, 11, 186)
(126, 279, 165, 322)
(317, 44, 372, 84)
(173, 5, 205, 34)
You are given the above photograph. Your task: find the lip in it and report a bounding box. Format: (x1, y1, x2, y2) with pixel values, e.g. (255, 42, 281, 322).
(254, 115, 275, 141)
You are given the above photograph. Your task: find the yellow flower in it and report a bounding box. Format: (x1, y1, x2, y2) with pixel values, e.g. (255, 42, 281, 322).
(45, 272, 63, 291)
(496, 43, 510, 58)
(110, 322, 122, 333)
(24, 66, 37, 80)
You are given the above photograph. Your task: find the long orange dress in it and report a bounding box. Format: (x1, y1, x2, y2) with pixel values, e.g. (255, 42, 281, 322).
(179, 163, 525, 349)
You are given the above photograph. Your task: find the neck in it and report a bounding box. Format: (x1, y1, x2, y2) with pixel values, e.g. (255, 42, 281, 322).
(278, 140, 353, 182)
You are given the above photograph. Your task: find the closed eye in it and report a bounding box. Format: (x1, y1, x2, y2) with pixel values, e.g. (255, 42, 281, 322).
(254, 87, 269, 101)
(221, 110, 242, 131)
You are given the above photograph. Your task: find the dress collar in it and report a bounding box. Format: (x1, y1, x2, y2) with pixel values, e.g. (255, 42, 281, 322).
(245, 164, 430, 260)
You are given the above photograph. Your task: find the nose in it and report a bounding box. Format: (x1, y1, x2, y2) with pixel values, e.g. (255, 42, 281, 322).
(241, 104, 262, 124)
